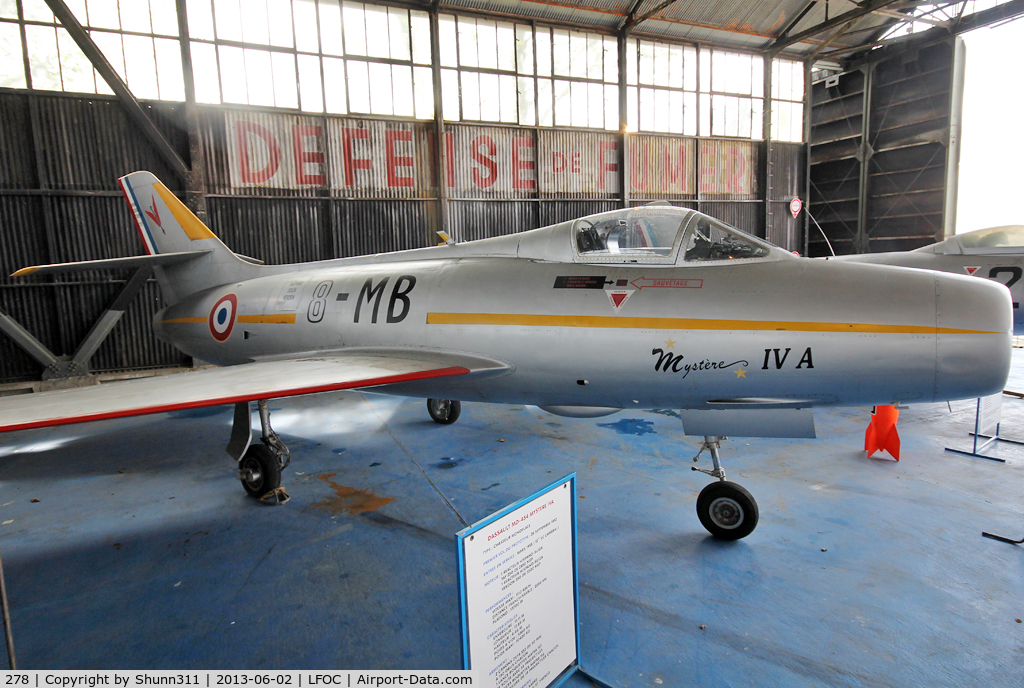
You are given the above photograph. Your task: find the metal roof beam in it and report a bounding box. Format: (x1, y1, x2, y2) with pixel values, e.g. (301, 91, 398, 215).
(618, 0, 649, 31)
(623, 0, 681, 31)
(43, 0, 190, 182)
(871, 8, 946, 27)
(819, 0, 1024, 62)
(775, 1, 822, 45)
(768, 0, 906, 56)
(806, 17, 859, 62)
(949, 0, 1024, 33)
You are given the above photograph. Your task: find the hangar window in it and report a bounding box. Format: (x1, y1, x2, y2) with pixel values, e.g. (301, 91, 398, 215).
(701, 48, 764, 139)
(1, 0, 184, 99)
(623, 40, 801, 142)
(440, 18, 617, 130)
(625, 38, 697, 135)
(771, 59, 804, 143)
(187, 1, 434, 117)
(574, 207, 691, 262)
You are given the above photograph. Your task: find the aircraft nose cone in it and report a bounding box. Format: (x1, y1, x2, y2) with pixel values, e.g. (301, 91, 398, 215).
(935, 272, 1012, 401)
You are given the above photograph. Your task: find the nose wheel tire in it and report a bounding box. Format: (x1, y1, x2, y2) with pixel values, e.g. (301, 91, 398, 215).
(427, 399, 461, 424)
(239, 444, 282, 498)
(696, 481, 758, 540)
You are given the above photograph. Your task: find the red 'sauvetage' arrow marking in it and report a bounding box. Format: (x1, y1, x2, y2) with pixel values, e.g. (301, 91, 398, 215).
(630, 277, 703, 290)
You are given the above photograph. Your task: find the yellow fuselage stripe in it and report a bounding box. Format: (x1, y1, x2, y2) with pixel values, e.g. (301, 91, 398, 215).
(425, 312, 994, 335)
(238, 314, 296, 324)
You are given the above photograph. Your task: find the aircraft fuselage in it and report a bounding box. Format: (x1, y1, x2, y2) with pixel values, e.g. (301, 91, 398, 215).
(155, 253, 1012, 411)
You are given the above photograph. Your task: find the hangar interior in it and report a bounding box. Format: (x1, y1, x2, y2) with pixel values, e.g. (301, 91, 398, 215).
(1, 0, 1023, 681)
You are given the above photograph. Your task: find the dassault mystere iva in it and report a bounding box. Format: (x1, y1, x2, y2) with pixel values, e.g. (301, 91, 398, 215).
(0, 171, 1012, 539)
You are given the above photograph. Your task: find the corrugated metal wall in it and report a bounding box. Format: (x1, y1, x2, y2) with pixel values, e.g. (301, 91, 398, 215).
(0, 92, 803, 383)
(807, 35, 961, 256)
(0, 93, 189, 383)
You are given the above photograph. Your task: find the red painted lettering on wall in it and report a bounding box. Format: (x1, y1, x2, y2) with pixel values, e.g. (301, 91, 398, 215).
(598, 141, 617, 191)
(727, 147, 745, 193)
(570, 152, 581, 174)
(631, 144, 648, 191)
(471, 135, 497, 189)
(236, 122, 281, 183)
(699, 144, 716, 194)
(663, 144, 687, 192)
(385, 130, 414, 188)
(552, 152, 566, 173)
(512, 137, 535, 189)
(341, 128, 372, 187)
(292, 125, 325, 186)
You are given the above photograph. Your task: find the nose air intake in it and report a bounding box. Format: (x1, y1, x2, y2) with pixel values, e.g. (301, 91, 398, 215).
(934, 272, 1013, 401)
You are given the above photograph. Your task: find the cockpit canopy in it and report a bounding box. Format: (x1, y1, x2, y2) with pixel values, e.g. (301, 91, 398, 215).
(571, 205, 774, 264)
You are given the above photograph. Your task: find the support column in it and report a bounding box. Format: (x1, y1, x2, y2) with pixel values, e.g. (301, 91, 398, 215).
(618, 32, 629, 209)
(943, 37, 966, 241)
(176, 0, 207, 223)
(803, 59, 812, 257)
(762, 54, 773, 242)
(856, 63, 874, 254)
(429, 5, 449, 241)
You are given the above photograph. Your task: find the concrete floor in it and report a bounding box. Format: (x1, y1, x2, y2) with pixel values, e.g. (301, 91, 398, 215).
(1, 353, 1023, 685)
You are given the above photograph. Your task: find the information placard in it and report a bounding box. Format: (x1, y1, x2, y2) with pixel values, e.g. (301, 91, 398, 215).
(457, 474, 578, 688)
(980, 392, 1003, 436)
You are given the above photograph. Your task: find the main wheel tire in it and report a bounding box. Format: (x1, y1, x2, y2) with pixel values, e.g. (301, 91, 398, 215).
(239, 444, 282, 498)
(427, 399, 461, 424)
(696, 481, 758, 540)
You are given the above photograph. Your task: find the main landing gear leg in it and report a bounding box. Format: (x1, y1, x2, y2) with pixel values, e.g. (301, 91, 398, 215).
(228, 400, 291, 504)
(691, 435, 758, 540)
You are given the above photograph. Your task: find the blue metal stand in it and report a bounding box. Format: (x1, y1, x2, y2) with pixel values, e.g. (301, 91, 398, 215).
(576, 670, 616, 688)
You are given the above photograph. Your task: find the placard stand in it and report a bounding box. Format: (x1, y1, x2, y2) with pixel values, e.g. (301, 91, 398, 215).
(944, 394, 1023, 462)
(456, 474, 615, 688)
(981, 530, 1024, 545)
(0, 545, 15, 670)
(944, 394, 1024, 544)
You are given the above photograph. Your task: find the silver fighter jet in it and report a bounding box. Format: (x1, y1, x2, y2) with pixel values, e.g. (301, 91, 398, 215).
(833, 225, 1024, 334)
(0, 172, 1013, 539)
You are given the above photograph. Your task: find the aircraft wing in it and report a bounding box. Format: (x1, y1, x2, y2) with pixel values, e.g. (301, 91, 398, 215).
(0, 350, 510, 433)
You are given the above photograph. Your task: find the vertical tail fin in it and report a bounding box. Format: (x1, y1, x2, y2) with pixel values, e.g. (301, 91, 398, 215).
(119, 171, 227, 256)
(119, 171, 258, 303)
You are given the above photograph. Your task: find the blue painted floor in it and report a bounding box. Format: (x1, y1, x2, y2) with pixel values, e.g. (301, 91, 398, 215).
(1, 352, 1023, 684)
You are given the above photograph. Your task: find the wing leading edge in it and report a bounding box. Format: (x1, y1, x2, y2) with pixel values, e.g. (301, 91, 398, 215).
(0, 350, 511, 434)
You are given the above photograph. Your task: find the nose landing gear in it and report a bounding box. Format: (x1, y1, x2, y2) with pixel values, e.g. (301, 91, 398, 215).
(427, 398, 461, 424)
(691, 435, 758, 540)
(229, 399, 290, 504)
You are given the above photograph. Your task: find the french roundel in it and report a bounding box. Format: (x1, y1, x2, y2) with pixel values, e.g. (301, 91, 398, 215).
(208, 294, 238, 342)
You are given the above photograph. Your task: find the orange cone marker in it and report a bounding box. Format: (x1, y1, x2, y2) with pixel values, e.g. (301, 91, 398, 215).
(865, 404, 901, 461)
